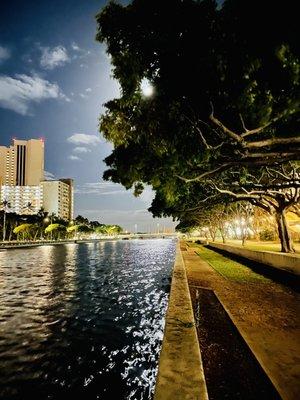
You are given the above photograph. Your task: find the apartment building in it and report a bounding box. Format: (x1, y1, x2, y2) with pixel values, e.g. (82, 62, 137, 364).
(41, 179, 74, 221)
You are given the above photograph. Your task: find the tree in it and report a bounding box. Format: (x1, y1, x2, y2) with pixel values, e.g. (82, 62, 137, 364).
(97, 0, 299, 182)
(0, 200, 11, 241)
(45, 224, 66, 240)
(209, 163, 300, 252)
(96, 0, 299, 252)
(13, 224, 34, 241)
(75, 215, 89, 225)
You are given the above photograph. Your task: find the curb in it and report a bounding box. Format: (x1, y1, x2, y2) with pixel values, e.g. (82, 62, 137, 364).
(154, 243, 208, 400)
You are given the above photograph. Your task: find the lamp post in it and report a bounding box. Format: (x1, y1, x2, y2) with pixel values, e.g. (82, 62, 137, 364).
(134, 223, 137, 235)
(157, 222, 160, 235)
(43, 216, 53, 240)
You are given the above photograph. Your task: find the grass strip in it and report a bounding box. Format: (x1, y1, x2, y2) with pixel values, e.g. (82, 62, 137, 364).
(195, 245, 270, 283)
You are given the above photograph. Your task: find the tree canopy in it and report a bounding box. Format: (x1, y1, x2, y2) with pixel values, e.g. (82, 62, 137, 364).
(96, 0, 300, 252)
(97, 0, 299, 185)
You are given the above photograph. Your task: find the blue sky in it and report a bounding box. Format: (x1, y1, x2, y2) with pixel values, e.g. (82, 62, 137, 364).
(0, 0, 176, 232)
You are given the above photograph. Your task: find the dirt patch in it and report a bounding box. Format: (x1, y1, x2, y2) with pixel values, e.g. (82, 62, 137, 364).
(190, 286, 281, 400)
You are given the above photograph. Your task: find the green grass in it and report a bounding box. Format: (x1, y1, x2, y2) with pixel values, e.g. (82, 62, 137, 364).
(194, 245, 270, 283)
(227, 242, 283, 253)
(187, 239, 300, 254)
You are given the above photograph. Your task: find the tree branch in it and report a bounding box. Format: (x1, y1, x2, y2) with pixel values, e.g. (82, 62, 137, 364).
(247, 137, 300, 149)
(240, 109, 297, 138)
(209, 102, 243, 143)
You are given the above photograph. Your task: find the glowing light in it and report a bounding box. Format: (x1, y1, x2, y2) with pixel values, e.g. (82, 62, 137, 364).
(140, 79, 154, 97)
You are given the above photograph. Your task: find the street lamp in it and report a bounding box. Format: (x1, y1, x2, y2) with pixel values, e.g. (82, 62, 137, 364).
(157, 222, 160, 234)
(141, 78, 154, 97)
(43, 216, 54, 240)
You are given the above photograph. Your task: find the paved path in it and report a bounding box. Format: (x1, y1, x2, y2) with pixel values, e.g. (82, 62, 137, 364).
(182, 244, 300, 400)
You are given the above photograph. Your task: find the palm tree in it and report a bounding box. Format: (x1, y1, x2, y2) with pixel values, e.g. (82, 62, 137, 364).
(23, 202, 33, 215)
(45, 223, 66, 240)
(6, 212, 18, 241)
(13, 223, 33, 241)
(1, 200, 11, 241)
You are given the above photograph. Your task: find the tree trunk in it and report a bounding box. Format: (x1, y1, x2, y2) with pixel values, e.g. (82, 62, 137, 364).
(9, 226, 13, 241)
(2, 212, 6, 241)
(209, 227, 216, 242)
(275, 209, 295, 253)
(219, 227, 226, 243)
(241, 226, 247, 246)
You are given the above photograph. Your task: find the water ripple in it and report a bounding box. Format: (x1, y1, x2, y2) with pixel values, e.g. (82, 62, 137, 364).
(0, 239, 175, 400)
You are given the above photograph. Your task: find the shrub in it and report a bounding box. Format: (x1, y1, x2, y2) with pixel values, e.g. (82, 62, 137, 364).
(259, 229, 276, 241)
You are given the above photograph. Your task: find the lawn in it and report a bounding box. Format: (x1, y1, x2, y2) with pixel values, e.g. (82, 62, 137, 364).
(187, 239, 300, 254)
(224, 240, 300, 254)
(193, 244, 270, 283)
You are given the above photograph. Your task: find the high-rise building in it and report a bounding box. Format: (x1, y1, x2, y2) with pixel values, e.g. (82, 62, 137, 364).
(42, 179, 74, 221)
(59, 178, 74, 220)
(0, 138, 44, 186)
(1, 138, 74, 220)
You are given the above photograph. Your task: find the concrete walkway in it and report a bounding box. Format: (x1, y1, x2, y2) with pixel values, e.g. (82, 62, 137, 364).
(182, 244, 300, 400)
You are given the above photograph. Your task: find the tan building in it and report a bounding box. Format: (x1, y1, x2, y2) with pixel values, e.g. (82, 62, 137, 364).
(42, 179, 74, 221)
(0, 138, 44, 186)
(0, 185, 43, 215)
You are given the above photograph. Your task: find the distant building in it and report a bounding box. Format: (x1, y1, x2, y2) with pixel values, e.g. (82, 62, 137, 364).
(0, 138, 44, 186)
(0, 185, 43, 215)
(42, 179, 74, 221)
(0, 138, 74, 220)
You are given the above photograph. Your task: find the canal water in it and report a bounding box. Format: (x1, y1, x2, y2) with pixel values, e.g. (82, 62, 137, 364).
(0, 239, 176, 400)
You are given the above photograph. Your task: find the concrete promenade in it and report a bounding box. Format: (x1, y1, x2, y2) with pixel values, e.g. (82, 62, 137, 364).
(183, 243, 300, 400)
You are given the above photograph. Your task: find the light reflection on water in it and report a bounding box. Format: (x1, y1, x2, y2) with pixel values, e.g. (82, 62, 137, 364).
(0, 239, 175, 400)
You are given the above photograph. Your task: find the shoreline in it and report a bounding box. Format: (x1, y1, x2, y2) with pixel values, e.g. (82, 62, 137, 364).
(0, 236, 176, 250)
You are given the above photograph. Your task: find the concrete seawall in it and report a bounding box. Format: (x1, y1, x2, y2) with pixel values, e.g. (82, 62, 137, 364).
(208, 243, 300, 276)
(154, 244, 208, 400)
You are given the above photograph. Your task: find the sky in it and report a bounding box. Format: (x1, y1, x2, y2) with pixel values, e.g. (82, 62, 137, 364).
(0, 0, 177, 233)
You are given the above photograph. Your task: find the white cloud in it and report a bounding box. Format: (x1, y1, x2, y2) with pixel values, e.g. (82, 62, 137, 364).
(67, 133, 101, 145)
(75, 182, 128, 195)
(73, 146, 91, 153)
(69, 155, 81, 161)
(74, 182, 155, 204)
(0, 45, 10, 64)
(139, 186, 155, 205)
(71, 42, 80, 51)
(85, 88, 92, 93)
(44, 170, 56, 180)
(0, 74, 69, 115)
(40, 45, 70, 69)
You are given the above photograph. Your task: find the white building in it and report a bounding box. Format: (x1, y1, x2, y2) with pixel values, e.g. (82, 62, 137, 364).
(0, 185, 43, 215)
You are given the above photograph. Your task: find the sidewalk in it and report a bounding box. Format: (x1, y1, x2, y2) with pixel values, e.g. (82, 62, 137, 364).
(182, 243, 300, 400)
